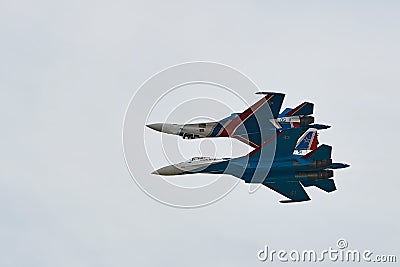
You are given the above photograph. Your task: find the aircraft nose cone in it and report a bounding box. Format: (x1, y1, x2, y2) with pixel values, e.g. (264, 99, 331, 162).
(152, 165, 184, 175)
(146, 123, 164, 132)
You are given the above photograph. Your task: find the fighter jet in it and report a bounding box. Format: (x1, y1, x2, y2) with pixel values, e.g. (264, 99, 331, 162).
(152, 126, 349, 203)
(147, 92, 318, 148)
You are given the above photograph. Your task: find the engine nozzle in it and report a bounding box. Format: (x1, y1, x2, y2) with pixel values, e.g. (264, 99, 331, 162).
(295, 170, 333, 180)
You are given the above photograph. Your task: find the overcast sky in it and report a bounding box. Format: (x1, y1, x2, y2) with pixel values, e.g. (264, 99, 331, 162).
(1, 1, 400, 266)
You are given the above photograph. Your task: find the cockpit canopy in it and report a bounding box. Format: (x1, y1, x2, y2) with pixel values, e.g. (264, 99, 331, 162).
(190, 156, 211, 161)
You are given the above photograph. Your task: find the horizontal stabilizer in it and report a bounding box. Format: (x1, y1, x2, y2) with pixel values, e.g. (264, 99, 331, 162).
(301, 179, 337, 193)
(302, 144, 332, 160)
(264, 181, 311, 202)
(286, 102, 314, 116)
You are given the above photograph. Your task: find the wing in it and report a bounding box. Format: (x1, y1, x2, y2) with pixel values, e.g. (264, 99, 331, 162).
(219, 93, 285, 147)
(301, 179, 336, 193)
(264, 181, 311, 203)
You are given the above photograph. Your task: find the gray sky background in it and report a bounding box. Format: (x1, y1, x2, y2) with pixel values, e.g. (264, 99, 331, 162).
(1, 0, 400, 266)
